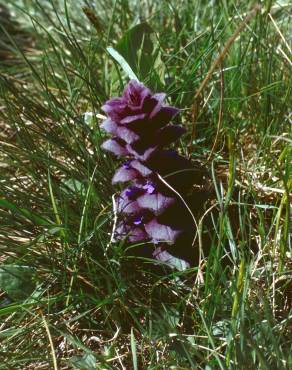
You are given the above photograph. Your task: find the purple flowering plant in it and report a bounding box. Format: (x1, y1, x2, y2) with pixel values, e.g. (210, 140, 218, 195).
(100, 80, 194, 261)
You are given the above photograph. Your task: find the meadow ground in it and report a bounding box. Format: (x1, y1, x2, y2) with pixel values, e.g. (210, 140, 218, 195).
(0, 1, 291, 369)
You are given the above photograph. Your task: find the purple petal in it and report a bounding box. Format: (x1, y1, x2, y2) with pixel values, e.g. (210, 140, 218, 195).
(147, 149, 192, 173)
(117, 197, 140, 214)
(144, 219, 182, 244)
(137, 193, 175, 215)
(101, 98, 126, 115)
(117, 187, 146, 213)
(120, 113, 147, 125)
(112, 166, 139, 184)
(130, 160, 153, 177)
(114, 222, 128, 240)
(160, 106, 180, 120)
(151, 106, 180, 128)
(128, 227, 149, 242)
(115, 222, 148, 242)
(100, 118, 118, 134)
(123, 80, 151, 111)
(156, 125, 186, 146)
(116, 126, 140, 144)
(126, 144, 157, 161)
(102, 97, 126, 109)
(101, 139, 128, 157)
(149, 93, 166, 118)
(123, 80, 144, 100)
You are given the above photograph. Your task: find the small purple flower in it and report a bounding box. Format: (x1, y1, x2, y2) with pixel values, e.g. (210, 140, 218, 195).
(122, 161, 132, 169)
(143, 181, 156, 194)
(133, 215, 144, 225)
(101, 80, 193, 246)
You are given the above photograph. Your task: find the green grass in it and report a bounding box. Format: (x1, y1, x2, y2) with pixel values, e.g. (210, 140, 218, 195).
(0, 0, 291, 368)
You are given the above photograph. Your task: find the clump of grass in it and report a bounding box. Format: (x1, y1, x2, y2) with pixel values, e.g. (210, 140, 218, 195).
(0, 1, 291, 369)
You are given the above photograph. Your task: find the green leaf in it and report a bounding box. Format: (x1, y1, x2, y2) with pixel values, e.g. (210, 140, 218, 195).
(0, 295, 60, 316)
(61, 178, 85, 196)
(114, 22, 164, 84)
(0, 265, 36, 301)
(0, 198, 51, 226)
(69, 353, 97, 370)
(131, 327, 138, 370)
(107, 47, 138, 81)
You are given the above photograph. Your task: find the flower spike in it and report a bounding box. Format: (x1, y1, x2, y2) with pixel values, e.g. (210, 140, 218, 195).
(101, 80, 192, 246)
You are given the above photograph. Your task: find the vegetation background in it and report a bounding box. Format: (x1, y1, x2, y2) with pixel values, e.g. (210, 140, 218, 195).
(0, 0, 291, 369)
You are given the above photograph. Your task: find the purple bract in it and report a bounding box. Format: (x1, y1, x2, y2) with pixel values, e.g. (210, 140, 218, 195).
(100, 80, 192, 245)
